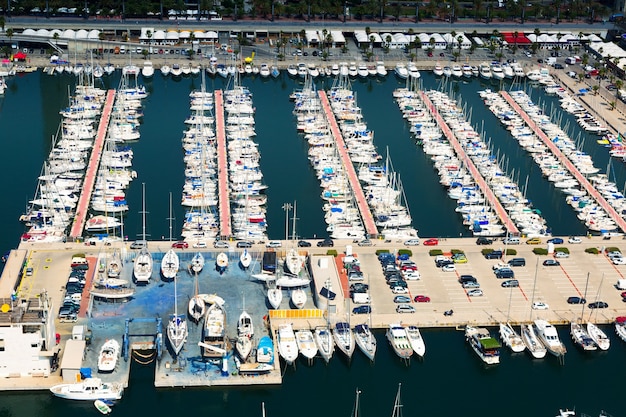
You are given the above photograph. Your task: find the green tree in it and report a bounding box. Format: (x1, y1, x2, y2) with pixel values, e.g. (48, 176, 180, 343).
(0, 16, 5, 32)
(6, 28, 13, 43)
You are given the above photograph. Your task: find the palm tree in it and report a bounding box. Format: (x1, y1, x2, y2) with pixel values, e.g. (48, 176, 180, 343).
(146, 30, 152, 57)
(6, 27, 13, 44)
(592, 85, 599, 95)
(0, 16, 5, 32)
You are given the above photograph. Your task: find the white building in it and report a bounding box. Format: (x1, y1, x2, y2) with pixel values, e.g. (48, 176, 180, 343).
(0, 292, 56, 378)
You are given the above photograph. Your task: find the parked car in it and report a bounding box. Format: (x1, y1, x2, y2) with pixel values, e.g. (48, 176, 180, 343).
(462, 281, 481, 289)
(554, 251, 569, 258)
(467, 289, 484, 297)
(297, 240, 311, 247)
(567, 296, 586, 304)
(612, 257, 626, 265)
(501, 279, 519, 288)
(402, 271, 421, 280)
(508, 258, 526, 267)
(414, 295, 431, 303)
(172, 241, 188, 249)
(526, 237, 542, 245)
(459, 274, 477, 284)
(352, 305, 371, 314)
(495, 268, 515, 279)
(588, 301, 608, 309)
(423, 238, 439, 246)
(317, 238, 334, 247)
(547, 237, 564, 244)
(58, 312, 78, 323)
(435, 258, 453, 267)
(357, 239, 373, 247)
(192, 241, 207, 248)
(532, 302, 549, 310)
(393, 295, 412, 304)
(442, 264, 456, 272)
(452, 253, 468, 263)
(350, 283, 369, 292)
(266, 241, 282, 248)
(392, 286, 409, 294)
(543, 259, 560, 266)
(476, 237, 493, 245)
(130, 240, 146, 249)
(404, 239, 420, 246)
(568, 236, 582, 244)
(396, 305, 416, 313)
(485, 250, 503, 260)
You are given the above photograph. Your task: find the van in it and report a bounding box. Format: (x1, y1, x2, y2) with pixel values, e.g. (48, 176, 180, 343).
(565, 57, 576, 65)
(495, 268, 515, 279)
(352, 293, 371, 304)
(508, 258, 526, 267)
(485, 250, 503, 260)
(503, 236, 520, 245)
(617, 279, 626, 290)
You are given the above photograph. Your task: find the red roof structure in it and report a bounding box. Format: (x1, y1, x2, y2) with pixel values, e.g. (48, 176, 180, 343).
(13, 51, 27, 60)
(502, 32, 531, 45)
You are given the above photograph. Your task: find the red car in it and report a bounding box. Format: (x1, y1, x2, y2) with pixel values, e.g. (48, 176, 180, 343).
(401, 264, 417, 272)
(172, 241, 188, 249)
(621, 291, 626, 298)
(423, 238, 439, 246)
(414, 295, 431, 303)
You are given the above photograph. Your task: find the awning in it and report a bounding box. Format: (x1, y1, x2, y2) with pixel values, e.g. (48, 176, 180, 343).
(14, 51, 27, 60)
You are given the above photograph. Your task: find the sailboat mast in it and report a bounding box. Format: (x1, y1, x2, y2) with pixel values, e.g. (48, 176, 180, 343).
(168, 191, 173, 242)
(291, 200, 297, 242)
(141, 182, 147, 241)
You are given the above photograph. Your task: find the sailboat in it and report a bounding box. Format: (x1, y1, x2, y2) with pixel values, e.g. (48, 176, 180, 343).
(499, 277, 525, 353)
(235, 296, 254, 361)
(571, 272, 598, 351)
(521, 323, 547, 358)
(190, 252, 205, 273)
(133, 183, 153, 284)
(216, 252, 228, 274)
(295, 329, 318, 363)
(106, 250, 122, 278)
(267, 282, 282, 309)
(239, 249, 252, 269)
(333, 321, 355, 359)
(167, 274, 188, 356)
(161, 192, 180, 280)
(354, 323, 376, 361)
(290, 288, 306, 309)
(390, 384, 404, 417)
(314, 325, 334, 363)
(188, 271, 206, 322)
(586, 322, 610, 351)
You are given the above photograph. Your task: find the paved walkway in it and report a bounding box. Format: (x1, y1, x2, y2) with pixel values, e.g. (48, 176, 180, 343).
(318, 90, 378, 237)
(69, 89, 116, 238)
(419, 91, 520, 236)
(215, 90, 231, 238)
(501, 91, 626, 234)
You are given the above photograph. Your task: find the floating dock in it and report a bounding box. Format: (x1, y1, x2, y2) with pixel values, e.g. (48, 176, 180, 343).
(69, 89, 116, 239)
(420, 91, 520, 236)
(501, 91, 626, 234)
(318, 90, 378, 237)
(214, 90, 232, 239)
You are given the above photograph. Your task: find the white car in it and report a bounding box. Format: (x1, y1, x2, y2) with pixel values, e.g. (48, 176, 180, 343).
(266, 241, 282, 248)
(492, 262, 509, 271)
(554, 251, 569, 258)
(568, 236, 582, 244)
(613, 257, 626, 265)
(532, 301, 549, 310)
(442, 264, 456, 272)
(195, 241, 208, 248)
(403, 271, 421, 280)
(391, 286, 409, 294)
(467, 289, 483, 297)
(404, 239, 420, 246)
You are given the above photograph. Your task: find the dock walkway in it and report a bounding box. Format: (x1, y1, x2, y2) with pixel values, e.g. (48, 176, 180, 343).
(419, 91, 519, 236)
(215, 90, 232, 238)
(501, 91, 626, 234)
(69, 89, 116, 239)
(318, 90, 378, 237)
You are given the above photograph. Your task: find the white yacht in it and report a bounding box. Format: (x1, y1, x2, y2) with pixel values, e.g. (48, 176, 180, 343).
(133, 246, 153, 284)
(190, 252, 205, 273)
(170, 63, 183, 77)
(277, 323, 299, 365)
(442, 66, 452, 77)
(615, 317, 626, 342)
(295, 329, 318, 362)
(259, 63, 271, 78)
(160, 64, 171, 76)
(97, 339, 120, 372)
(451, 64, 463, 78)
(160, 249, 179, 280)
(462, 63, 473, 78)
(201, 302, 227, 359)
(284, 248, 304, 275)
(267, 285, 282, 309)
(490, 63, 505, 80)
(521, 323, 547, 358)
(405, 325, 425, 357)
(314, 326, 334, 363)
(570, 322, 597, 351)
(407, 62, 421, 79)
(354, 323, 376, 361)
(433, 63, 444, 77)
(479, 63, 492, 79)
(499, 322, 525, 353)
(290, 288, 306, 309)
(333, 321, 355, 359)
(465, 326, 501, 365)
(394, 63, 408, 79)
(141, 60, 154, 78)
(534, 319, 567, 357)
(50, 378, 123, 401)
(376, 61, 388, 77)
(386, 324, 413, 360)
(586, 322, 610, 351)
(239, 249, 252, 269)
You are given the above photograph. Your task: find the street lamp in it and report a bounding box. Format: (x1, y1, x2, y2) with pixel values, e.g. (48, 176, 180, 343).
(282, 203, 292, 241)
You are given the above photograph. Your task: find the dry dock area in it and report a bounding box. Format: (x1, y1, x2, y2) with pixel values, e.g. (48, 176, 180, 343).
(2, 236, 626, 391)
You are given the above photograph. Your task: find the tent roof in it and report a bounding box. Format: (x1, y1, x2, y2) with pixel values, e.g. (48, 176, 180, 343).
(502, 32, 531, 44)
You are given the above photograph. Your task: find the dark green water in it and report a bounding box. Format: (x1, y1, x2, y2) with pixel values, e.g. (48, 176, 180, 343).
(1, 71, 625, 416)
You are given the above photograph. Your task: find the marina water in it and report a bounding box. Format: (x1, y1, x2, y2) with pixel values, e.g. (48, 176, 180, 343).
(1, 70, 625, 415)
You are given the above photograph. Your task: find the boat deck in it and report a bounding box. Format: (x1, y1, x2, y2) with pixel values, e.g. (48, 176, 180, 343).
(215, 90, 232, 238)
(318, 90, 378, 237)
(69, 89, 116, 238)
(419, 91, 519, 236)
(501, 91, 626, 233)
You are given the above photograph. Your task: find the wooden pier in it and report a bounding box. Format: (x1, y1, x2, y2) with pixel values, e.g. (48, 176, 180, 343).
(69, 89, 116, 239)
(420, 91, 520, 236)
(318, 90, 378, 238)
(501, 91, 626, 233)
(215, 90, 232, 238)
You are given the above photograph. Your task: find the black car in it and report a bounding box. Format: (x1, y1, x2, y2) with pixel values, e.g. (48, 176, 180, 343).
(543, 259, 560, 267)
(236, 241, 253, 248)
(350, 283, 369, 293)
(588, 301, 609, 309)
(317, 238, 334, 247)
(476, 237, 493, 245)
(297, 240, 311, 247)
(567, 296, 587, 304)
(485, 250, 503, 260)
(435, 259, 454, 267)
(352, 305, 371, 314)
(458, 275, 477, 284)
(495, 268, 515, 279)
(65, 283, 83, 294)
(553, 63, 564, 69)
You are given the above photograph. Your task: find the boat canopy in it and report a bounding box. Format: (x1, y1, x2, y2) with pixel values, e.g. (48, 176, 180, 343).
(479, 337, 501, 350)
